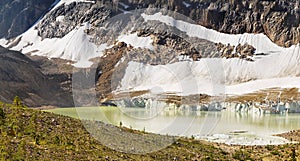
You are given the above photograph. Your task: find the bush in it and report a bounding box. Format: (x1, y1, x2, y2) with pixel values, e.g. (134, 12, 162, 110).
(13, 96, 23, 107)
(233, 150, 253, 161)
(0, 107, 5, 125)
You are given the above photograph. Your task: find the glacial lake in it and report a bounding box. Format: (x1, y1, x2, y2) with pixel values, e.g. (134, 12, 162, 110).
(46, 106, 300, 145)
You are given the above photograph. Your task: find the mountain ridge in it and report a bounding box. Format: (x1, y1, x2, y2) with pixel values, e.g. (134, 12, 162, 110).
(0, 46, 73, 107)
(1, 0, 299, 47)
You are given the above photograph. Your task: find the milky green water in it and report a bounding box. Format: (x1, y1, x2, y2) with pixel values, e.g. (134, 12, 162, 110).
(46, 106, 300, 138)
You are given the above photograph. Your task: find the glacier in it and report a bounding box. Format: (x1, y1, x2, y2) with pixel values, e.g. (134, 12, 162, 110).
(116, 12, 300, 96)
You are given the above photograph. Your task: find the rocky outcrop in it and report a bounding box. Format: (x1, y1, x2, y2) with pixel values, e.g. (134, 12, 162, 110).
(117, 0, 300, 47)
(96, 42, 131, 101)
(28, 55, 75, 93)
(136, 28, 256, 61)
(0, 46, 73, 107)
(30, 0, 299, 48)
(1, 0, 298, 47)
(36, 1, 111, 39)
(136, 28, 203, 61)
(216, 43, 256, 61)
(0, 0, 55, 39)
(185, 0, 299, 47)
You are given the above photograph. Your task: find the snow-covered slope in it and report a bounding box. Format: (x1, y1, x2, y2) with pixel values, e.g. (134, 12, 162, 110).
(142, 12, 284, 54)
(117, 33, 154, 50)
(52, 0, 95, 9)
(116, 59, 300, 96)
(115, 13, 300, 96)
(0, 0, 106, 68)
(8, 23, 107, 68)
(0, 1, 152, 68)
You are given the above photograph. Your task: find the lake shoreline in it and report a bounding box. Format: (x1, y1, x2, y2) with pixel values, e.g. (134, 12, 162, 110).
(43, 106, 300, 147)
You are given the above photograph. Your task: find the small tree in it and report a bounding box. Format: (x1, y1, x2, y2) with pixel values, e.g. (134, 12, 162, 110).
(290, 147, 297, 161)
(0, 107, 5, 125)
(13, 96, 22, 107)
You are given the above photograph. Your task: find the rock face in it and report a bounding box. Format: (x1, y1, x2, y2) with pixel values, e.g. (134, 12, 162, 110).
(189, 0, 300, 47)
(126, 0, 299, 47)
(144, 0, 299, 47)
(36, 1, 111, 39)
(1, 0, 299, 47)
(136, 28, 256, 61)
(96, 42, 130, 100)
(0, 46, 73, 107)
(216, 43, 256, 61)
(0, 0, 56, 39)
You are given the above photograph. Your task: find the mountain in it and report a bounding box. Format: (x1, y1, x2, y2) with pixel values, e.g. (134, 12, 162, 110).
(0, 46, 73, 107)
(0, 0, 56, 39)
(1, 0, 299, 46)
(0, 0, 299, 106)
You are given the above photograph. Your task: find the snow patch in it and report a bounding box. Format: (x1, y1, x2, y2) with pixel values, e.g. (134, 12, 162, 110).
(119, 8, 132, 14)
(56, 15, 65, 22)
(0, 39, 7, 45)
(60, 0, 95, 5)
(226, 77, 300, 96)
(5, 23, 107, 68)
(53, 0, 95, 10)
(182, 1, 191, 7)
(119, 2, 130, 9)
(117, 33, 154, 50)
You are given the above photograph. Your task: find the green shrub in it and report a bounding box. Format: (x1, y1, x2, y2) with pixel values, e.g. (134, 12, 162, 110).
(13, 96, 22, 107)
(0, 107, 5, 125)
(233, 150, 253, 161)
(270, 150, 280, 155)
